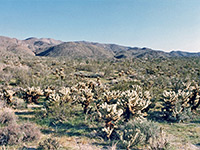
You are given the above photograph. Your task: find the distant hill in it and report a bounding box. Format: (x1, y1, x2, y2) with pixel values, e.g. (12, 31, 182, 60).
(37, 42, 114, 59)
(24, 37, 62, 54)
(0, 36, 62, 56)
(39, 41, 199, 59)
(0, 36, 35, 56)
(114, 47, 171, 59)
(0, 35, 200, 59)
(169, 51, 200, 57)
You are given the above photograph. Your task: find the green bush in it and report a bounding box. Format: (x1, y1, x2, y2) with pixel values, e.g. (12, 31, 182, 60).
(118, 119, 159, 149)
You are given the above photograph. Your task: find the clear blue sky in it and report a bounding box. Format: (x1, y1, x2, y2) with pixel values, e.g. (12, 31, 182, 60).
(0, 0, 200, 52)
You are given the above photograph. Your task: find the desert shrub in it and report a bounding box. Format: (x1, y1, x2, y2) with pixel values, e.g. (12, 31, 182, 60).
(46, 101, 72, 125)
(0, 107, 17, 125)
(0, 90, 7, 108)
(0, 123, 22, 145)
(0, 109, 41, 146)
(0, 101, 6, 109)
(118, 119, 159, 150)
(38, 137, 61, 150)
(148, 128, 170, 150)
(20, 122, 41, 142)
(43, 87, 73, 125)
(0, 122, 41, 146)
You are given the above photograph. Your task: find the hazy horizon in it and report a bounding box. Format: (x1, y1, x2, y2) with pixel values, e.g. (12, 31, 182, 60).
(1, 0, 200, 52)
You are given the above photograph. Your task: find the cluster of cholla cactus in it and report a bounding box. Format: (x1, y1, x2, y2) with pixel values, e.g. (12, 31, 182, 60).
(162, 82, 200, 122)
(188, 83, 200, 111)
(52, 68, 65, 79)
(71, 81, 99, 114)
(1, 89, 15, 105)
(121, 85, 151, 120)
(44, 87, 72, 111)
(43, 87, 73, 123)
(22, 87, 43, 104)
(44, 86, 55, 100)
(43, 82, 101, 116)
(118, 70, 125, 77)
(92, 85, 152, 139)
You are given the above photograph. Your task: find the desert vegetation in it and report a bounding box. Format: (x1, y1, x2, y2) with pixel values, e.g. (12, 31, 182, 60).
(0, 54, 200, 149)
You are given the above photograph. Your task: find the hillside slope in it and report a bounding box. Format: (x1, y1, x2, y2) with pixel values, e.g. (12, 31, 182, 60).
(1, 35, 200, 59)
(0, 36, 62, 56)
(37, 42, 114, 59)
(0, 36, 35, 56)
(23, 37, 62, 54)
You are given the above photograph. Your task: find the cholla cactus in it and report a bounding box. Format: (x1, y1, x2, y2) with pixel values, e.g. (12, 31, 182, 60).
(121, 86, 151, 120)
(120, 127, 142, 150)
(103, 90, 122, 103)
(73, 81, 104, 114)
(162, 90, 191, 122)
(45, 91, 60, 111)
(44, 87, 54, 100)
(2, 89, 15, 105)
(58, 87, 71, 102)
(78, 86, 94, 114)
(100, 102, 123, 138)
(52, 68, 65, 79)
(44, 87, 74, 123)
(94, 85, 151, 139)
(162, 82, 200, 122)
(44, 87, 72, 112)
(188, 83, 200, 111)
(23, 87, 44, 104)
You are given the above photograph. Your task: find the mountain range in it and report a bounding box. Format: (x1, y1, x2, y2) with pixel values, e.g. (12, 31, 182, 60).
(0, 36, 200, 59)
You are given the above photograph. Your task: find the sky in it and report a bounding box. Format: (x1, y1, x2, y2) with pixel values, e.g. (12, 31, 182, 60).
(0, 0, 200, 52)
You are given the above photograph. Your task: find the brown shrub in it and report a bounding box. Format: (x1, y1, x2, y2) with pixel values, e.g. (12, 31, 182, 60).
(0, 108, 17, 125)
(38, 137, 61, 150)
(0, 120, 41, 146)
(20, 122, 41, 142)
(0, 123, 22, 145)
